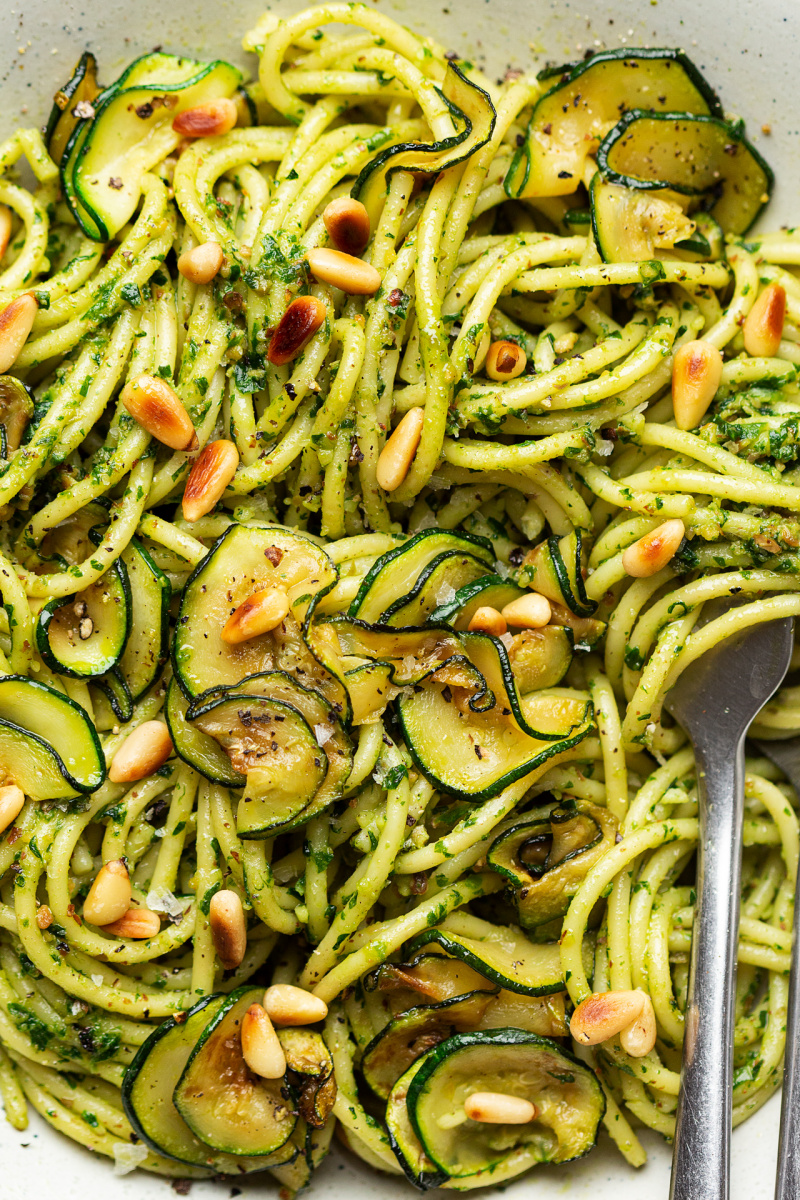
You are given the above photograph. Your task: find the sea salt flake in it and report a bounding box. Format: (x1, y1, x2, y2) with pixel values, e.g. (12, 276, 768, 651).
(146, 886, 184, 919)
(90, 974, 104, 987)
(595, 438, 613, 457)
(314, 724, 333, 746)
(113, 1142, 148, 1175)
(435, 582, 457, 605)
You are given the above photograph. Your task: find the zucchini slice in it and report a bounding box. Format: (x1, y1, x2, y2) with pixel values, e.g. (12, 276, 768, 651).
(380, 551, 494, 628)
(508, 48, 722, 198)
(343, 660, 399, 725)
(64, 53, 242, 240)
(597, 110, 774, 235)
(0, 376, 34, 457)
(362, 993, 495, 1100)
(35, 560, 131, 679)
(92, 668, 133, 726)
(165, 676, 245, 787)
(349, 529, 494, 625)
(173, 524, 339, 704)
(590, 175, 697, 264)
(117, 538, 171, 700)
(506, 626, 573, 693)
(409, 914, 566, 997)
(279, 1028, 336, 1129)
(487, 799, 618, 929)
(515, 531, 596, 618)
(174, 987, 297, 1157)
(45, 51, 100, 168)
(386, 1056, 448, 1190)
(124, 994, 293, 1171)
(548, 600, 607, 650)
(397, 671, 593, 800)
(407, 1030, 605, 1178)
(191, 693, 327, 837)
(0, 677, 105, 799)
(352, 63, 495, 216)
(428, 574, 525, 630)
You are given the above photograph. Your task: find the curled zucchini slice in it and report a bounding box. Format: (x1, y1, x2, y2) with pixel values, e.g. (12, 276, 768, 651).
(381, 551, 494, 628)
(123, 994, 293, 1171)
(279, 1028, 337, 1129)
(0, 677, 105, 799)
(428, 574, 524, 630)
(0, 376, 35, 456)
(173, 524, 340, 704)
(174, 986, 296, 1157)
(349, 529, 494, 625)
(508, 47, 722, 198)
(515, 530, 596, 618)
(597, 110, 774, 235)
(409, 913, 566, 997)
(45, 50, 100, 168)
(165, 676, 245, 787)
(386, 1056, 448, 1190)
(35, 559, 131, 679)
(406, 1030, 605, 1179)
(590, 175, 697, 264)
(487, 799, 618, 928)
(117, 538, 171, 700)
(507, 626, 573, 693)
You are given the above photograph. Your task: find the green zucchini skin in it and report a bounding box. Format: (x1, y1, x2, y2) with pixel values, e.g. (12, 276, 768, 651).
(164, 675, 245, 787)
(597, 109, 774, 235)
(408, 915, 566, 997)
(406, 1029, 605, 1179)
(35, 558, 131, 679)
(385, 1055, 448, 1190)
(92, 666, 134, 725)
(45, 51, 100, 171)
(0, 676, 105, 799)
(428, 574, 524, 629)
(118, 537, 171, 700)
(380, 551, 493, 628)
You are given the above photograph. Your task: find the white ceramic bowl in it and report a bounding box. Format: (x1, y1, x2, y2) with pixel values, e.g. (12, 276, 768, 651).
(0, 2, 797, 1195)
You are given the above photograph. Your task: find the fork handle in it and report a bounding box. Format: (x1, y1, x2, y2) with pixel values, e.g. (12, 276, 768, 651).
(669, 736, 745, 1200)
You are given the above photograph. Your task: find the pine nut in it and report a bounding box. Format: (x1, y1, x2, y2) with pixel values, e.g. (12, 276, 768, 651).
(108, 721, 174, 783)
(501, 592, 551, 629)
(0, 206, 12, 261)
(570, 989, 646, 1045)
(83, 859, 131, 926)
(209, 889, 247, 969)
(619, 992, 657, 1057)
(376, 407, 424, 492)
(467, 606, 508, 636)
(182, 439, 239, 522)
(102, 906, 161, 939)
(221, 587, 289, 644)
(323, 197, 371, 257)
(485, 340, 526, 381)
(621, 519, 686, 579)
(263, 983, 329, 1026)
(306, 248, 381, 296)
(0, 294, 38, 373)
(0, 783, 24, 834)
(172, 97, 238, 138)
(120, 375, 198, 451)
(672, 339, 723, 429)
(36, 905, 53, 930)
(464, 1092, 537, 1124)
(268, 296, 326, 366)
(177, 241, 224, 285)
(743, 281, 786, 358)
(241, 1003, 287, 1079)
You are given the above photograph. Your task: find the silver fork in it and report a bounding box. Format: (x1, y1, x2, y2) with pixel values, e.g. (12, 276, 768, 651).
(665, 614, 794, 1200)
(750, 734, 800, 1200)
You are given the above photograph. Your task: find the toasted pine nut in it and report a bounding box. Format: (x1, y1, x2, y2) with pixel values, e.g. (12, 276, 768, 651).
(0, 294, 38, 373)
(36, 905, 53, 931)
(108, 721, 173, 784)
(743, 281, 786, 358)
(172, 97, 238, 138)
(376, 407, 424, 492)
(672, 339, 723, 429)
(464, 1092, 537, 1124)
(307, 247, 381, 295)
(570, 989, 646, 1045)
(209, 889, 247, 969)
(83, 860, 131, 926)
(0, 206, 12, 260)
(467, 606, 508, 636)
(0, 783, 24, 834)
(268, 296, 326, 366)
(120, 375, 198, 451)
(485, 340, 526, 381)
(323, 197, 371, 256)
(501, 592, 551, 629)
(621, 519, 686, 579)
(264, 983, 329, 1026)
(182, 439, 239, 522)
(102, 906, 161, 939)
(619, 992, 657, 1057)
(177, 240, 224, 285)
(221, 587, 290, 644)
(241, 1003, 287, 1079)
